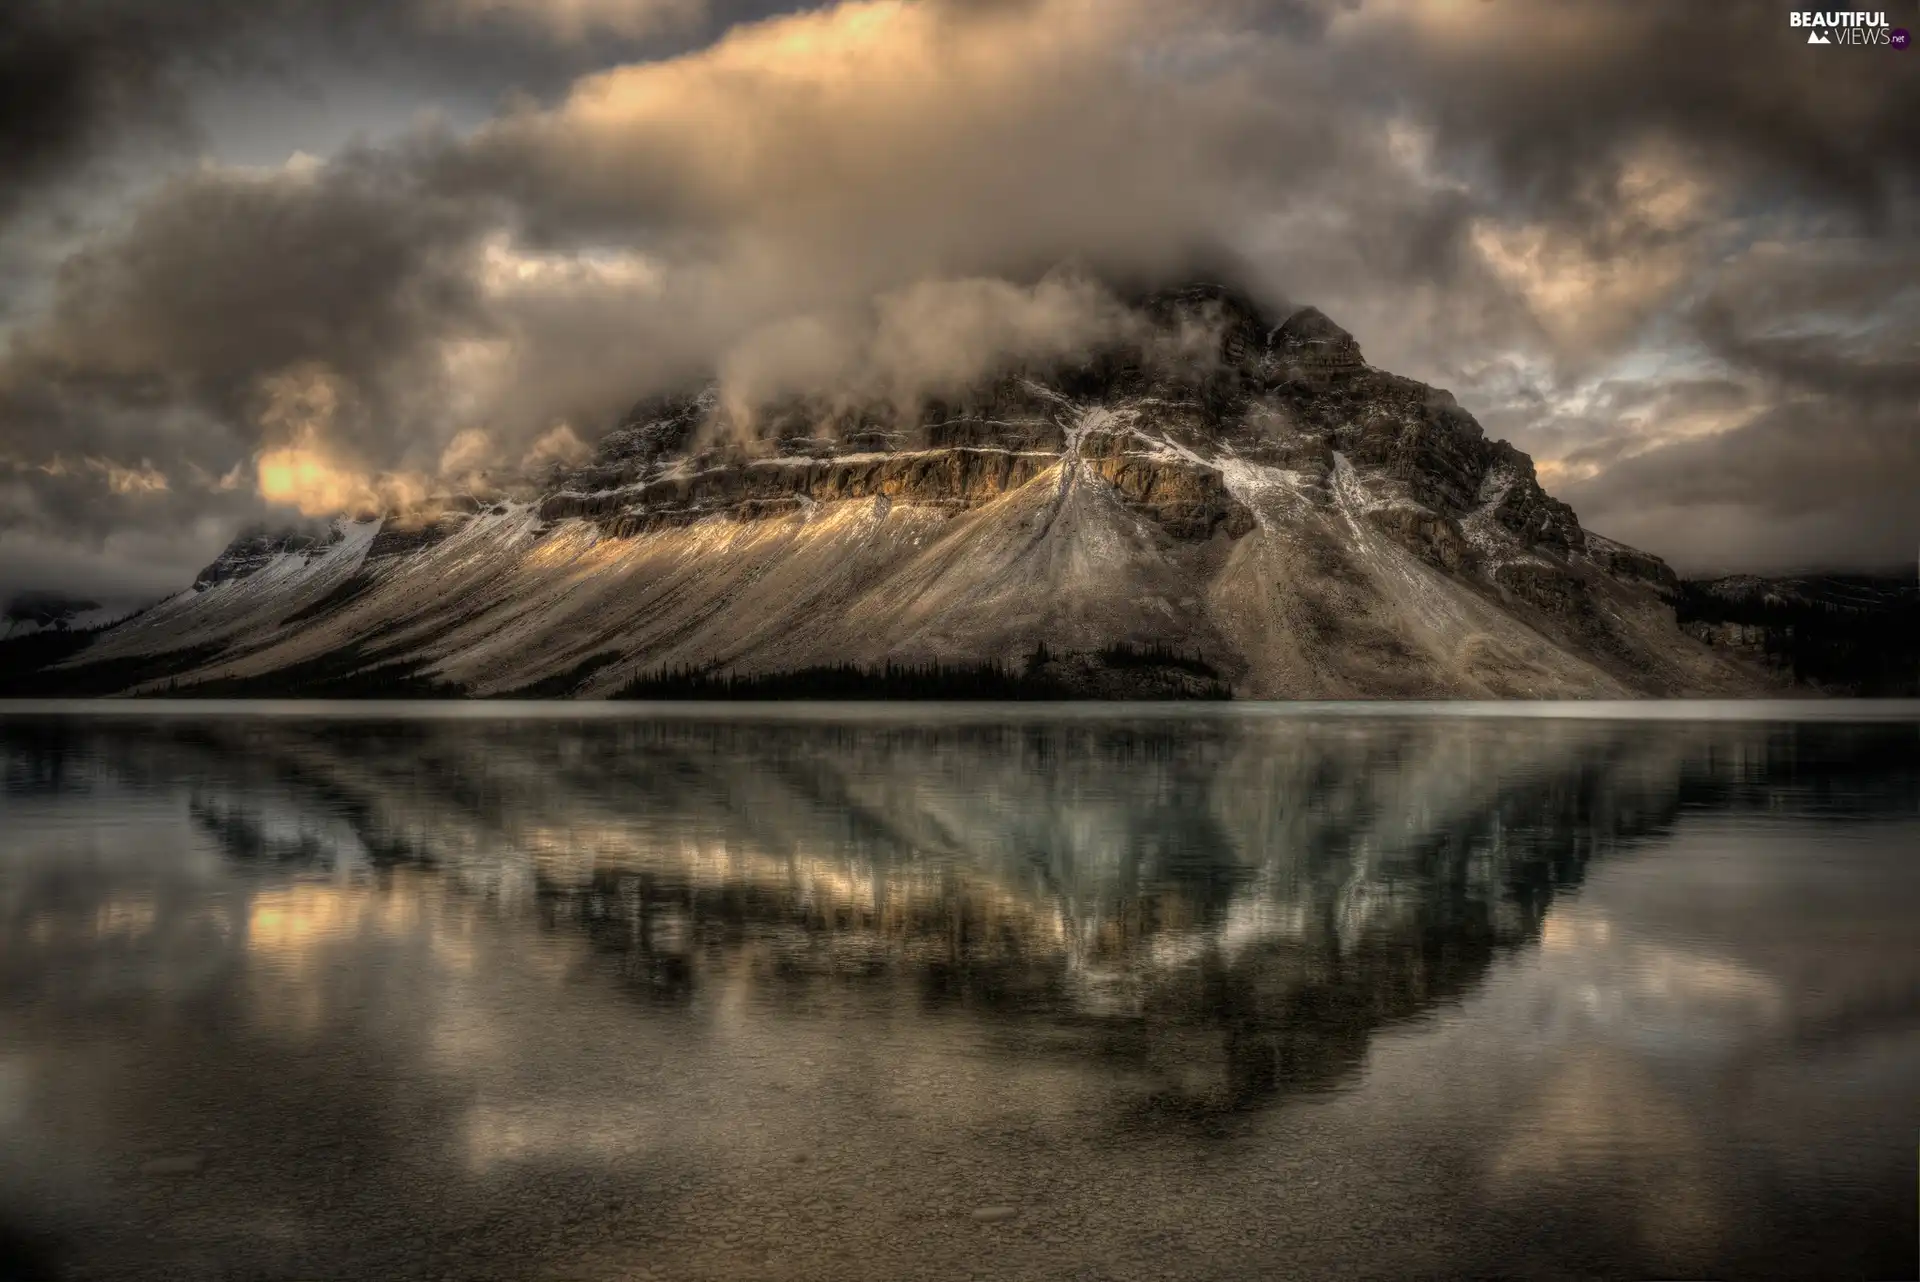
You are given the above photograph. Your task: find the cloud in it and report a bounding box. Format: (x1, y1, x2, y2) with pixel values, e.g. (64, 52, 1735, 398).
(714, 273, 1146, 422)
(438, 427, 496, 478)
(252, 364, 434, 518)
(3, 0, 1295, 493)
(88, 458, 170, 496)
(0, 0, 776, 234)
(1563, 237, 1920, 572)
(429, 0, 708, 41)
(1, 0, 1917, 601)
(1341, 0, 1918, 227)
(1467, 141, 1717, 356)
(441, 0, 1317, 282)
(520, 422, 591, 470)
(0, 0, 208, 222)
(0, 151, 493, 512)
(863, 276, 1141, 399)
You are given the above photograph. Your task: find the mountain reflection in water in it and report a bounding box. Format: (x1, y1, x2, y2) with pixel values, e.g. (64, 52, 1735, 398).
(1, 706, 1915, 1282)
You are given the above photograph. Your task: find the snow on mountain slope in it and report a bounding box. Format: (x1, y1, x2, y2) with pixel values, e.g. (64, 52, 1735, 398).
(79, 518, 382, 665)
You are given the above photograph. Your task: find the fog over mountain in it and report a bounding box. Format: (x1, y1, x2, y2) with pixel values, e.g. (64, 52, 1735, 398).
(0, 0, 1915, 610)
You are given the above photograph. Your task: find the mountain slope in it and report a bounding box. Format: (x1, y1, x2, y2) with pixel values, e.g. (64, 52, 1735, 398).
(33, 285, 1767, 698)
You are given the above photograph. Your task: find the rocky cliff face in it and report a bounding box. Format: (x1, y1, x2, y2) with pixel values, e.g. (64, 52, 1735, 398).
(31, 283, 1768, 698)
(193, 528, 342, 588)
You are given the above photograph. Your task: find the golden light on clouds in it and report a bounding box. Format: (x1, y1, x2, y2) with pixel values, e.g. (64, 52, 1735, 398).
(512, 0, 1148, 214)
(1471, 145, 1711, 352)
(438, 427, 495, 478)
(1533, 458, 1595, 487)
(1346, 0, 1633, 54)
(521, 422, 592, 470)
(1472, 219, 1692, 350)
(253, 364, 429, 516)
(478, 235, 663, 296)
(86, 458, 169, 495)
(12, 453, 171, 495)
(256, 436, 428, 517)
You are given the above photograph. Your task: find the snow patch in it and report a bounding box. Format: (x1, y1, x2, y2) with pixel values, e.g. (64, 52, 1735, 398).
(1215, 456, 1320, 532)
(1331, 453, 1466, 636)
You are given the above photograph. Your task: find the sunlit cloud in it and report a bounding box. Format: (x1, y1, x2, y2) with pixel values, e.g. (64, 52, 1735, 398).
(438, 427, 494, 477)
(254, 365, 431, 516)
(520, 422, 592, 470)
(86, 458, 170, 496)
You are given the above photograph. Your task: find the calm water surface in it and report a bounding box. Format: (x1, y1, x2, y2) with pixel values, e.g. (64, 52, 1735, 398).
(1, 703, 1916, 1281)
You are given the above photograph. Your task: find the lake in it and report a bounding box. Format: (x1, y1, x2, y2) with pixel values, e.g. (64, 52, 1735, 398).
(1, 702, 1916, 1280)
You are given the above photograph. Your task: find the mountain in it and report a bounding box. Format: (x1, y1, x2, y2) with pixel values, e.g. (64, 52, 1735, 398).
(1676, 574, 1920, 695)
(9, 284, 1777, 699)
(2, 591, 118, 639)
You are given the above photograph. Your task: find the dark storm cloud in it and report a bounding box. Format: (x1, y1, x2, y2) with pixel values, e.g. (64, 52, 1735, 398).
(1565, 237, 1920, 572)
(1, 0, 1916, 602)
(0, 1, 214, 218)
(0, 0, 810, 222)
(24, 156, 479, 407)
(0, 145, 494, 516)
(1689, 244, 1920, 404)
(1348, 0, 1919, 228)
(1308, 0, 1919, 398)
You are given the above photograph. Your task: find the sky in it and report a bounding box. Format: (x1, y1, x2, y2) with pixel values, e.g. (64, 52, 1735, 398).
(0, 0, 1915, 606)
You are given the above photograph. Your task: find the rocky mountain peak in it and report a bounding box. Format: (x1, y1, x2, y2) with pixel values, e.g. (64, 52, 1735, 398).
(1272, 306, 1365, 372)
(193, 524, 345, 589)
(40, 281, 1767, 701)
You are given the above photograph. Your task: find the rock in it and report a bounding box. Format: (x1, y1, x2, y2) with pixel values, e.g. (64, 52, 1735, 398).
(193, 527, 338, 588)
(970, 1206, 1020, 1224)
(1364, 505, 1472, 571)
(1272, 305, 1366, 382)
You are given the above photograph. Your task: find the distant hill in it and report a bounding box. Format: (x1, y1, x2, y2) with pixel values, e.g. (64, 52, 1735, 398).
(1677, 575, 1920, 695)
(4, 590, 104, 636)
